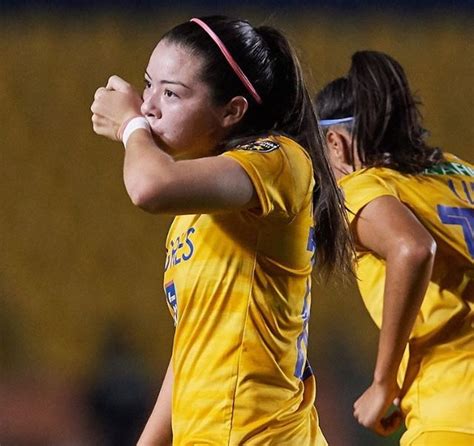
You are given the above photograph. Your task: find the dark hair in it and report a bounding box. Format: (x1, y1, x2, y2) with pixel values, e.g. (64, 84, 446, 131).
(162, 15, 354, 276)
(315, 50, 443, 173)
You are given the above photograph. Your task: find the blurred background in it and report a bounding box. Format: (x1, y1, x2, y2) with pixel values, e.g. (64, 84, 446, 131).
(0, 0, 472, 445)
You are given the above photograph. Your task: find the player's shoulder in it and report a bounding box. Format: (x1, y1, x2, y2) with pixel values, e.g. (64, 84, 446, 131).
(232, 134, 307, 154)
(233, 137, 281, 153)
(338, 167, 404, 210)
(230, 134, 312, 171)
(339, 166, 399, 189)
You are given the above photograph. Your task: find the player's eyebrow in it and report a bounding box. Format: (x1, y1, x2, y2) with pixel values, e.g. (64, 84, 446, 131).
(145, 70, 191, 89)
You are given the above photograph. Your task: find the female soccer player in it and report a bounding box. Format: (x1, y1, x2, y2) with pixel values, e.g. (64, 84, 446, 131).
(315, 50, 474, 445)
(91, 16, 354, 445)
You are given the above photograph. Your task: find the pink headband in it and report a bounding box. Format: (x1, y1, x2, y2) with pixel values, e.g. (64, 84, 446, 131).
(190, 17, 262, 104)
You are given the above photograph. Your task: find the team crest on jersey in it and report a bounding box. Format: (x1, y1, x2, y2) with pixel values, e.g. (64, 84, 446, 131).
(165, 280, 178, 324)
(236, 140, 280, 153)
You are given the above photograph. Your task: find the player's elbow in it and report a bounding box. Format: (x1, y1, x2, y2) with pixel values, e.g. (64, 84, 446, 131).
(398, 234, 437, 266)
(126, 174, 173, 214)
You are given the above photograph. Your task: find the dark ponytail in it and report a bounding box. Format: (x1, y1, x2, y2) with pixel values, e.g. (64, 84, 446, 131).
(316, 51, 443, 173)
(255, 26, 354, 277)
(164, 16, 354, 276)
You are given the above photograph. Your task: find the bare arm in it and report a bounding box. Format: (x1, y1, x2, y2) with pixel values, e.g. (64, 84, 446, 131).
(352, 195, 436, 435)
(137, 361, 173, 446)
(122, 130, 258, 214)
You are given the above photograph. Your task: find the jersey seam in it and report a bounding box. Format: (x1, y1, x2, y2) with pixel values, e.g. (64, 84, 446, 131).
(226, 228, 260, 446)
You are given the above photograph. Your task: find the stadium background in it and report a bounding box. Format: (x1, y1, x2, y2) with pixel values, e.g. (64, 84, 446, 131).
(0, 1, 472, 444)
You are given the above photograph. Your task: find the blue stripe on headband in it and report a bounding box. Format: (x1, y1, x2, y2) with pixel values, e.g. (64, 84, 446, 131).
(319, 117, 354, 126)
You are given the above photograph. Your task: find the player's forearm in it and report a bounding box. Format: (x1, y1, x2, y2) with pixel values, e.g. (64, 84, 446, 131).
(137, 361, 173, 446)
(374, 240, 436, 385)
(123, 131, 176, 213)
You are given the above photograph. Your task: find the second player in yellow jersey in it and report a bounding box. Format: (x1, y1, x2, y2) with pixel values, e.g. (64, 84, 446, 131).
(339, 155, 474, 445)
(315, 50, 474, 445)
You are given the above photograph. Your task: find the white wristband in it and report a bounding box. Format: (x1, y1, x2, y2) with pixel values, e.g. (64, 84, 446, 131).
(122, 117, 151, 148)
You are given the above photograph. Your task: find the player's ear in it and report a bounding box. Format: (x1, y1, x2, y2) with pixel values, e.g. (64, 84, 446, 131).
(328, 128, 355, 165)
(220, 96, 248, 128)
(325, 128, 355, 174)
(326, 129, 348, 163)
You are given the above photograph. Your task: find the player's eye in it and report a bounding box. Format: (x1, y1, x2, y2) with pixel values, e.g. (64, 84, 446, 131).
(164, 89, 178, 98)
(144, 79, 151, 89)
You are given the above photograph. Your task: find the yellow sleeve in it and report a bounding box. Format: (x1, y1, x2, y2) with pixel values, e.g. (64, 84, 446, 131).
(222, 138, 314, 219)
(339, 170, 400, 223)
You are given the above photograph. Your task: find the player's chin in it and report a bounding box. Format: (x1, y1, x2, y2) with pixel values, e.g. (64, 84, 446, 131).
(151, 132, 173, 154)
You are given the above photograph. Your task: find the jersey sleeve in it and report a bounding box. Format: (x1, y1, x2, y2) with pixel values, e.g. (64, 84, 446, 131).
(339, 171, 400, 223)
(221, 138, 314, 220)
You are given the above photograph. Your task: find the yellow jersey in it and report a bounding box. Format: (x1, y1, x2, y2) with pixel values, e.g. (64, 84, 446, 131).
(163, 135, 327, 445)
(339, 153, 474, 443)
